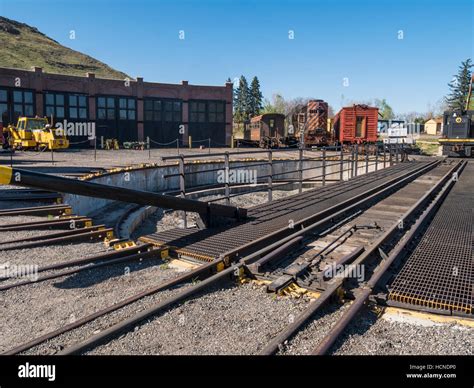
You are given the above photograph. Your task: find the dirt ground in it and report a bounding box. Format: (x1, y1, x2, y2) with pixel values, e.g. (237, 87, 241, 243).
(0, 147, 309, 171)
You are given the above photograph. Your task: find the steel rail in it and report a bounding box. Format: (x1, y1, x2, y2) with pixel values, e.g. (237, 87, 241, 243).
(0, 227, 113, 251)
(7, 167, 384, 354)
(57, 162, 438, 355)
(154, 164, 416, 260)
(0, 216, 90, 231)
(0, 193, 61, 201)
(0, 166, 247, 221)
(2, 258, 224, 355)
(0, 204, 71, 217)
(311, 160, 467, 355)
(0, 244, 153, 284)
(258, 160, 462, 355)
(0, 224, 107, 247)
(0, 247, 163, 292)
(3, 161, 430, 355)
(57, 262, 244, 355)
(151, 163, 434, 262)
(217, 160, 439, 262)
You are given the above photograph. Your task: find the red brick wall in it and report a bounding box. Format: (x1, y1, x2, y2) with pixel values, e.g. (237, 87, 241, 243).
(0, 66, 232, 144)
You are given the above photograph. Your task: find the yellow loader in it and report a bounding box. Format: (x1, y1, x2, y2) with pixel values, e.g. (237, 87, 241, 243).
(4, 117, 69, 150)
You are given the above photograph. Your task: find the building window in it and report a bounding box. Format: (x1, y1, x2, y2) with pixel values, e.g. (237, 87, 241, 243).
(118, 97, 136, 120)
(190, 101, 206, 123)
(45, 92, 65, 118)
(144, 99, 181, 123)
(0, 89, 7, 102)
(68, 94, 88, 119)
(0, 88, 7, 124)
(97, 96, 116, 120)
(44, 92, 88, 120)
(190, 101, 225, 123)
(164, 101, 182, 122)
(144, 100, 162, 122)
(13, 90, 34, 118)
(208, 101, 225, 123)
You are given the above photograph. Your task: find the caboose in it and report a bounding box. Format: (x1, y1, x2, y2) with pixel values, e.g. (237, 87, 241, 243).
(244, 113, 286, 148)
(333, 104, 379, 144)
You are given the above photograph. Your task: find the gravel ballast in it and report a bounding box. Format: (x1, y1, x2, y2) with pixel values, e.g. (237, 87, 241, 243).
(22, 269, 191, 355)
(0, 215, 50, 226)
(332, 309, 474, 355)
(279, 305, 473, 355)
(89, 282, 310, 355)
(0, 256, 184, 353)
(2, 156, 471, 357)
(0, 227, 77, 244)
(0, 241, 107, 268)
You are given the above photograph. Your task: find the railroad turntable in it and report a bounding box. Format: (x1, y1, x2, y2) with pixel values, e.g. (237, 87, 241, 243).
(0, 2, 473, 383)
(0, 148, 472, 356)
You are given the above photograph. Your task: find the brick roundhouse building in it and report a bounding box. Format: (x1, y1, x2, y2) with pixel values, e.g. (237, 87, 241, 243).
(0, 66, 233, 147)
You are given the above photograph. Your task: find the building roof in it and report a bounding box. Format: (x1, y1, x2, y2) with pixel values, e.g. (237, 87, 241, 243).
(425, 117, 443, 124)
(250, 113, 285, 122)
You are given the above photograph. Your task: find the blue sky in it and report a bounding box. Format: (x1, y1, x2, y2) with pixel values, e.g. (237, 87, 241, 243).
(1, 0, 472, 114)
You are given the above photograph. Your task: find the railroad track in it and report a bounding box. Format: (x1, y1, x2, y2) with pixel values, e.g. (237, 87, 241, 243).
(0, 166, 142, 251)
(0, 185, 166, 284)
(140, 160, 437, 261)
(2, 158, 465, 355)
(0, 189, 62, 203)
(2, 159, 471, 356)
(261, 160, 467, 355)
(0, 172, 182, 355)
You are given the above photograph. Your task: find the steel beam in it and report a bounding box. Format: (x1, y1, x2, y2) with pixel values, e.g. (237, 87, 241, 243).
(0, 166, 247, 223)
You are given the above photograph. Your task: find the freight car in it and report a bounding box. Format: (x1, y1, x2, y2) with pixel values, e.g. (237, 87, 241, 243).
(292, 99, 331, 146)
(244, 113, 288, 148)
(333, 104, 379, 144)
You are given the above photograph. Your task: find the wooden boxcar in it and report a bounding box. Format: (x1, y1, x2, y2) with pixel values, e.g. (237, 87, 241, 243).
(333, 105, 379, 143)
(244, 113, 286, 146)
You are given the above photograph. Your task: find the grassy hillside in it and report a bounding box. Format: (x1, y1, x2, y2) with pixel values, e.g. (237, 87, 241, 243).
(0, 17, 129, 79)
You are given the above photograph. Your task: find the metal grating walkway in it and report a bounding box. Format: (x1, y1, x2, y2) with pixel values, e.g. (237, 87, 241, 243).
(141, 162, 431, 260)
(388, 162, 474, 315)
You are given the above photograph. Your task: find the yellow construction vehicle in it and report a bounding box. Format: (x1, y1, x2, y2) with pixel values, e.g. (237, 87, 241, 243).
(3, 117, 69, 150)
(3, 117, 37, 149)
(32, 119, 69, 150)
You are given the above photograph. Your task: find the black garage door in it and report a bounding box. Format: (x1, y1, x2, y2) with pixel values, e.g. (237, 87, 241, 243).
(143, 99, 182, 147)
(188, 100, 226, 146)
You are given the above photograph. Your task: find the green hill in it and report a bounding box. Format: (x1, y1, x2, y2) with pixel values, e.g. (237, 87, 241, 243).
(0, 16, 129, 79)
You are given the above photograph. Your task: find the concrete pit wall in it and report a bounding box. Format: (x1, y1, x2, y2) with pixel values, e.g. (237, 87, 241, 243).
(64, 157, 389, 216)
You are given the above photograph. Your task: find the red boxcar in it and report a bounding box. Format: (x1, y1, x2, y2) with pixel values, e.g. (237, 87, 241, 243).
(333, 104, 379, 143)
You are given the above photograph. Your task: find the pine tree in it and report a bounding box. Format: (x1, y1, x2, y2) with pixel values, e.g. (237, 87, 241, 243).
(233, 75, 250, 123)
(445, 58, 473, 111)
(249, 76, 263, 117)
(374, 98, 394, 119)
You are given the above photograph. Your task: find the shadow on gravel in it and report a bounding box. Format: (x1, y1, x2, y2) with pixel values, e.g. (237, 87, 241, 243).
(52, 257, 165, 289)
(329, 306, 379, 355)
